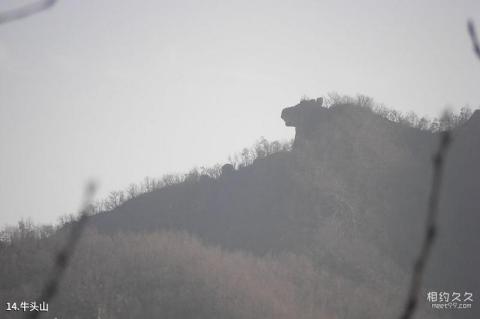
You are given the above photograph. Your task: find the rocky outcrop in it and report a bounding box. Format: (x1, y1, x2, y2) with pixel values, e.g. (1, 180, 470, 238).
(281, 98, 327, 144)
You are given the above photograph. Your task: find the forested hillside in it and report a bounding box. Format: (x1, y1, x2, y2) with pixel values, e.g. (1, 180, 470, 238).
(1, 95, 478, 319)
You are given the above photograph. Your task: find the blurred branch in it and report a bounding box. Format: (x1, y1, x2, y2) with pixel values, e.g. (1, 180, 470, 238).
(399, 131, 452, 319)
(25, 181, 96, 319)
(468, 20, 480, 60)
(0, 0, 57, 25)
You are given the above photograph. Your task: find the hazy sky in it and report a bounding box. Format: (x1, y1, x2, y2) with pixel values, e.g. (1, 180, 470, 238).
(1, 0, 479, 225)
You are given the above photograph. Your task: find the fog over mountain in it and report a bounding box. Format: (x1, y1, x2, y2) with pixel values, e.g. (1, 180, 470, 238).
(2, 0, 480, 226)
(1, 97, 478, 318)
(2, 1, 480, 318)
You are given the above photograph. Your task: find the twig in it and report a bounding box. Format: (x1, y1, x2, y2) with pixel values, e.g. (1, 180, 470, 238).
(468, 20, 480, 60)
(0, 0, 57, 25)
(25, 181, 96, 319)
(398, 131, 452, 319)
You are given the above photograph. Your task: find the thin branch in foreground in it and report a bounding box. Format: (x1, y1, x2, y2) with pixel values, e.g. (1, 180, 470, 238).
(25, 181, 97, 319)
(468, 20, 480, 60)
(0, 0, 57, 25)
(399, 131, 452, 319)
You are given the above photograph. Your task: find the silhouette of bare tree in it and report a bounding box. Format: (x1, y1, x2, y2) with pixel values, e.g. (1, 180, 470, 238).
(0, 0, 57, 25)
(24, 182, 96, 319)
(398, 131, 452, 319)
(468, 20, 480, 60)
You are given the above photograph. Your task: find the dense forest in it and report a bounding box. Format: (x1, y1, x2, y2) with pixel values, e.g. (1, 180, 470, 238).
(1, 94, 479, 319)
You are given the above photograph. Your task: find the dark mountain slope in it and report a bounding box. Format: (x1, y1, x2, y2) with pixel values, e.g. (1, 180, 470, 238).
(2, 98, 478, 319)
(89, 99, 479, 317)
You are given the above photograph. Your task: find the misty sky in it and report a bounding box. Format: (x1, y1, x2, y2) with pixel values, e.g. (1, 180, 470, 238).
(1, 0, 479, 225)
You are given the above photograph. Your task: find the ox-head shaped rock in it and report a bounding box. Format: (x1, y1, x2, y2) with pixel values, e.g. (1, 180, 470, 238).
(281, 97, 326, 129)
